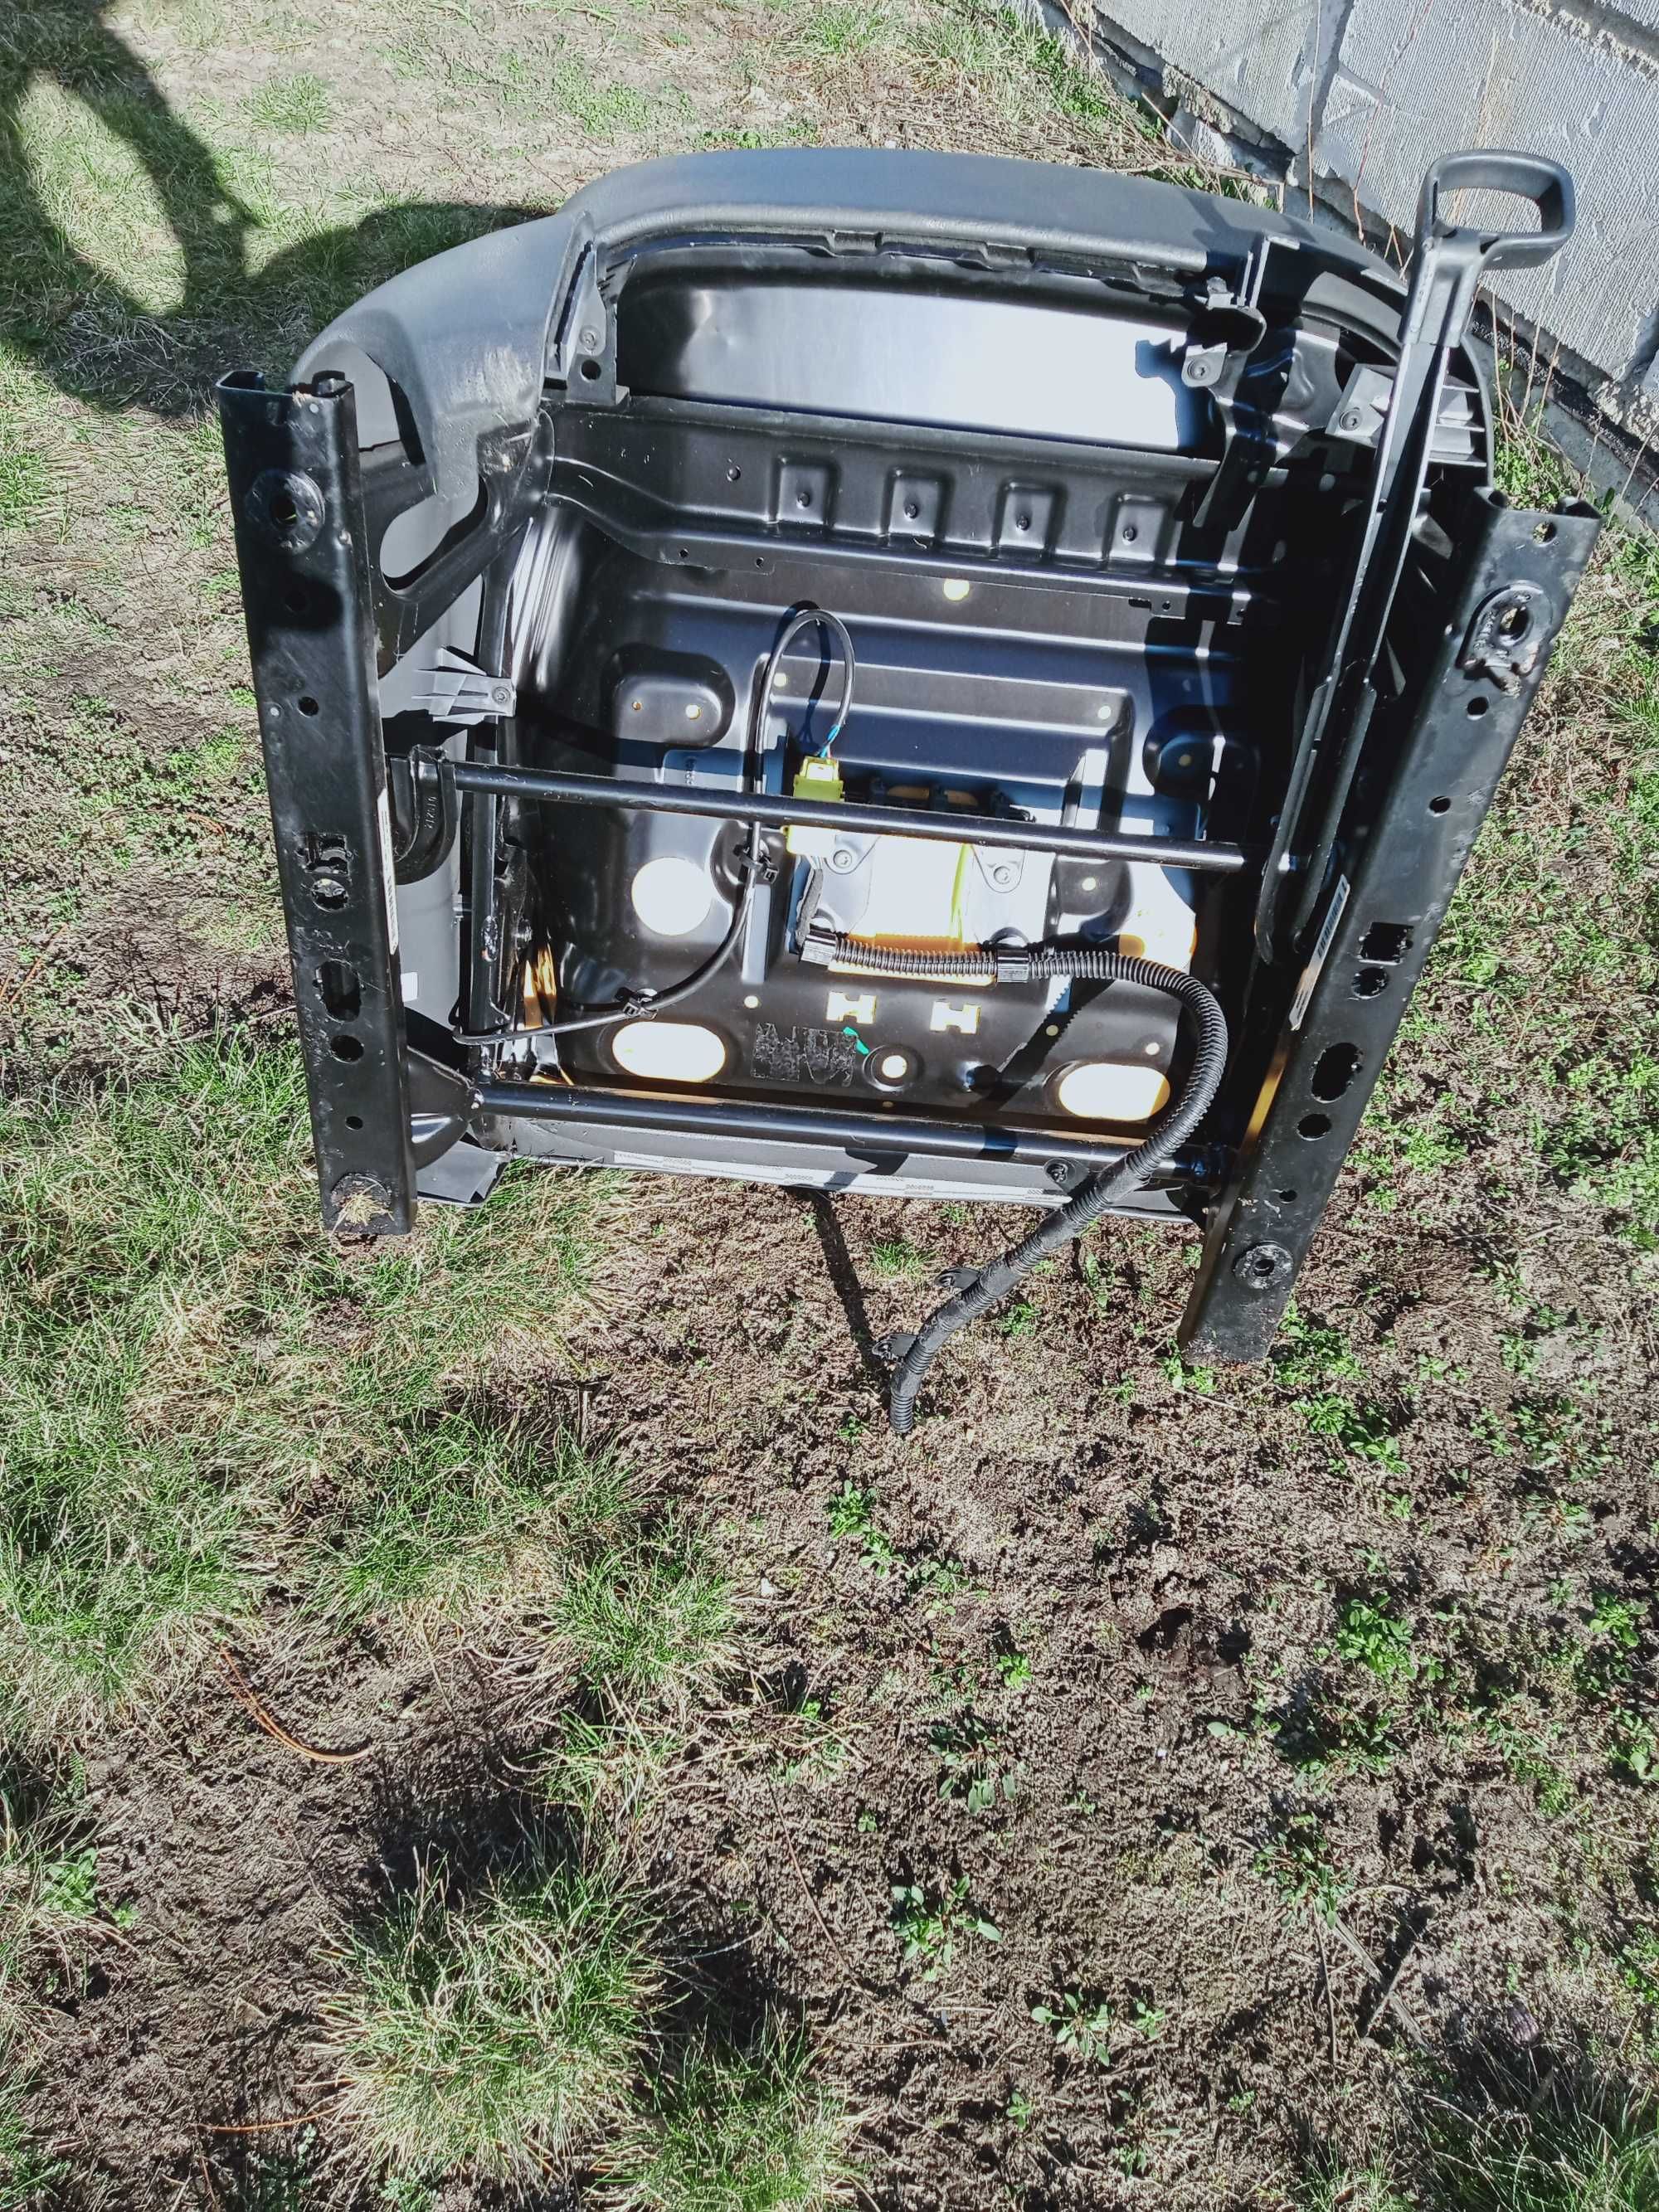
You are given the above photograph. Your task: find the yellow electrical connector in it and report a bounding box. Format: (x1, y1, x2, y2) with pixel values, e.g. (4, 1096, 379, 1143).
(786, 751, 844, 857)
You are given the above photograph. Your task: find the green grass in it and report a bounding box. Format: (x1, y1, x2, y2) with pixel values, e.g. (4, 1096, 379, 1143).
(323, 1850, 852, 2201)
(0, 2059, 62, 2212)
(323, 1847, 659, 2190)
(1297, 2163, 1411, 2212)
(0, 425, 46, 532)
(303, 1415, 589, 1627)
(540, 1708, 680, 1824)
(0, 1038, 596, 1736)
(616, 2033, 854, 2211)
(246, 73, 332, 134)
(867, 1237, 928, 1281)
(552, 1520, 733, 1706)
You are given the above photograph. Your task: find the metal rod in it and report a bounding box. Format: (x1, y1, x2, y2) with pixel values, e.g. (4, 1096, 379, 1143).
(473, 1078, 1219, 1181)
(437, 757, 1251, 874)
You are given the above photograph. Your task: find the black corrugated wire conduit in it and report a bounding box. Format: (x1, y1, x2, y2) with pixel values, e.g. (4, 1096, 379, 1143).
(887, 955, 1228, 1434)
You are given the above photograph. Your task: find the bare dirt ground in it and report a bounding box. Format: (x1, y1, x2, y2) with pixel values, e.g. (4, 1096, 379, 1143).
(2, 0, 1657, 2207)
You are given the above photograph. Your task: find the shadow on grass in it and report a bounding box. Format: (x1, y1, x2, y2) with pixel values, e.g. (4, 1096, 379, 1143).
(1297, 2011, 1659, 2211)
(0, 0, 540, 411)
(202, 1754, 828, 2206)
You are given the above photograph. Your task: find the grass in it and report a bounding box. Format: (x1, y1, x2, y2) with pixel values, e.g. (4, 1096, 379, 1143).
(0, 1038, 597, 1735)
(616, 2032, 854, 2211)
(325, 1840, 854, 2201)
(322, 1847, 659, 2190)
(552, 1521, 734, 1705)
(246, 74, 332, 134)
(1441, 2114, 1659, 2210)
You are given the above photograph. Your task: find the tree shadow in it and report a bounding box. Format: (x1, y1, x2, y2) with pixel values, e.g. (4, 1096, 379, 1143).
(0, 0, 540, 415)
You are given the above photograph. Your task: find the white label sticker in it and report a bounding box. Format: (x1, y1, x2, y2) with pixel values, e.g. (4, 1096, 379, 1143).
(376, 783, 399, 955)
(1288, 873, 1350, 1031)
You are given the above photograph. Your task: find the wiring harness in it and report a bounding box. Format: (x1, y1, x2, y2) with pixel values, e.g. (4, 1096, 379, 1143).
(886, 956, 1228, 1433)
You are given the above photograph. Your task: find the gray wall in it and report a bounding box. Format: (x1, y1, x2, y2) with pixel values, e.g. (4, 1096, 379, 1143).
(1054, 0, 1658, 447)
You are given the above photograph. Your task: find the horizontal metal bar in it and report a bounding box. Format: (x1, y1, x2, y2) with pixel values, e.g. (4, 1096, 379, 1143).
(438, 758, 1252, 873)
(474, 1077, 1220, 1182)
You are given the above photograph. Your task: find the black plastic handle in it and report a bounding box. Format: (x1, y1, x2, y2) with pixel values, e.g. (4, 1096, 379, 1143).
(1414, 150, 1575, 274)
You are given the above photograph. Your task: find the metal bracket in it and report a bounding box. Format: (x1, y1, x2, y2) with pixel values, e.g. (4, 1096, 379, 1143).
(409, 648, 517, 727)
(217, 369, 416, 1234)
(1180, 490, 1600, 1359)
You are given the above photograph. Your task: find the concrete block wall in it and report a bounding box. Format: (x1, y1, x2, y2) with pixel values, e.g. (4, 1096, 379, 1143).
(1054, 0, 1659, 447)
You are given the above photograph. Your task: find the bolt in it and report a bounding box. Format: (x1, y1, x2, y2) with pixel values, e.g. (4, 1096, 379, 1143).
(1121, 523, 1138, 543)
(1341, 410, 1362, 431)
(830, 845, 858, 873)
(796, 489, 813, 508)
(1014, 512, 1031, 532)
(903, 499, 920, 521)
(578, 326, 600, 352)
(1046, 1161, 1073, 1186)
(990, 863, 1015, 888)
(491, 684, 513, 706)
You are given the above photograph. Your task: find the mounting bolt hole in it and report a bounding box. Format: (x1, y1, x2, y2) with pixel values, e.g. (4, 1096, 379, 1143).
(1277, 1189, 1298, 1203)
(329, 1034, 364, 1062)
(1311, 1042, 1361, 1101)
(345, 1114, 363, 1130)
(283, 586, 308, 615)
(1298, 1112, 1332, 1140)
(297, 694, 320, 717)
(1533, 519, 1556, 544)
(578, 357, 602, 382)
(1466, 696, 1489, 718)
(1428, 795, 1452, 814)
(1353, 967, 1388, 999)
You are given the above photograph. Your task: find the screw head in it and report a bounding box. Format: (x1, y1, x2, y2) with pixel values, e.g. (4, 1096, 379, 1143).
(578, 326, 601, 352)
(990, 864, 1015, 888)
(830, 845, 857, 873)
(1341, 409, 1362, 430)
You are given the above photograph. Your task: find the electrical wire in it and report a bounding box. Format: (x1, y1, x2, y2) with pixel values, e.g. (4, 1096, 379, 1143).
(887, 957, 1228, 1435)
(761, 602, 856, 757)
(455, 599, 850, 1048)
